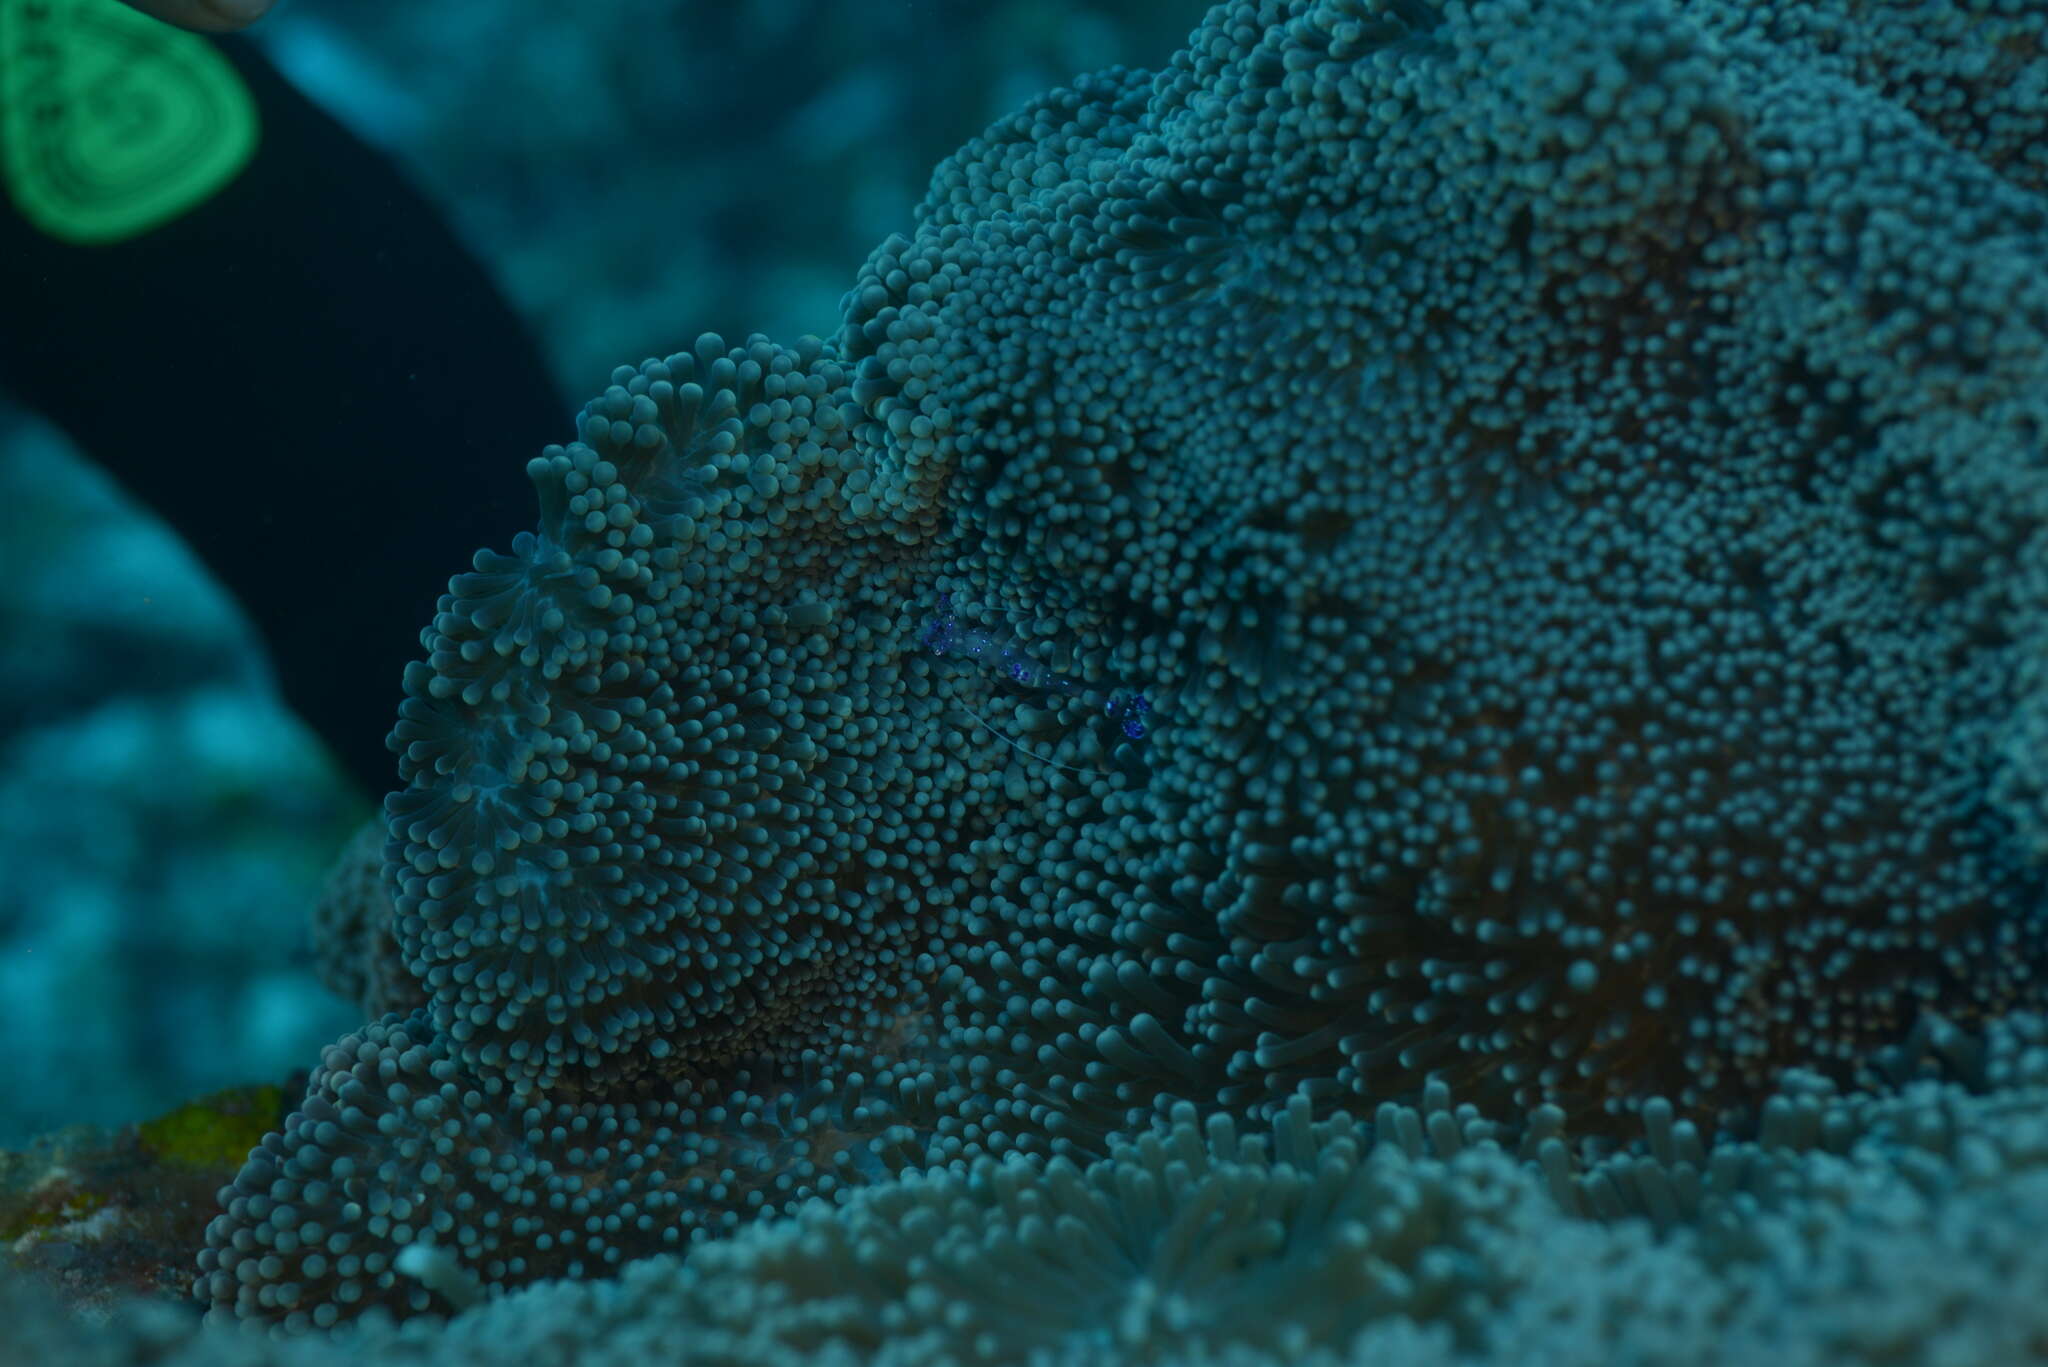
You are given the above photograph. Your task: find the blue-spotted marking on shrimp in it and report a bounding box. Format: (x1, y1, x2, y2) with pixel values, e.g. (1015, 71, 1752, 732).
(919, 592, 1152, 775)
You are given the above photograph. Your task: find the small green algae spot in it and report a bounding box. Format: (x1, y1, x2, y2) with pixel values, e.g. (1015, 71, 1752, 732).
(136, 1084, 286, 1169)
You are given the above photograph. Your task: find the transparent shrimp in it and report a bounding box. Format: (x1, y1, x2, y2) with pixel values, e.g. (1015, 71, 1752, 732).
(918, 592, 1151, 775)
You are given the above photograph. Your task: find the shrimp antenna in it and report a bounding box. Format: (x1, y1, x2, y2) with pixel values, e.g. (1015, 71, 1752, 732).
(955, 689, 1152, 778)
(957, 697, 1104, 777)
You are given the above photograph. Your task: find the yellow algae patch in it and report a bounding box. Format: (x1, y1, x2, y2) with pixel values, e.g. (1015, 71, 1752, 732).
(136, 1085, 286, 1169)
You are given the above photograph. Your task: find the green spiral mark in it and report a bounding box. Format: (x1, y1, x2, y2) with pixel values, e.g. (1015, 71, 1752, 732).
(0, 0, 256, 245)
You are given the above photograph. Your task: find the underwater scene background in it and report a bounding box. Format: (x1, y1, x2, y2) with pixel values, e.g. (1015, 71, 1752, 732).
(8, 0, 2048, 1363)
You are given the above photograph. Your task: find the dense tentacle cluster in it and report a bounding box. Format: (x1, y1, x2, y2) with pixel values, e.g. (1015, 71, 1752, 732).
(381, 335, 957, 1094)
(203, 0, 2048, 1334)
(310, 819, 423, 1021)
(195, 1008, 982, 1326)
(155, 1020, 2048, 1363)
